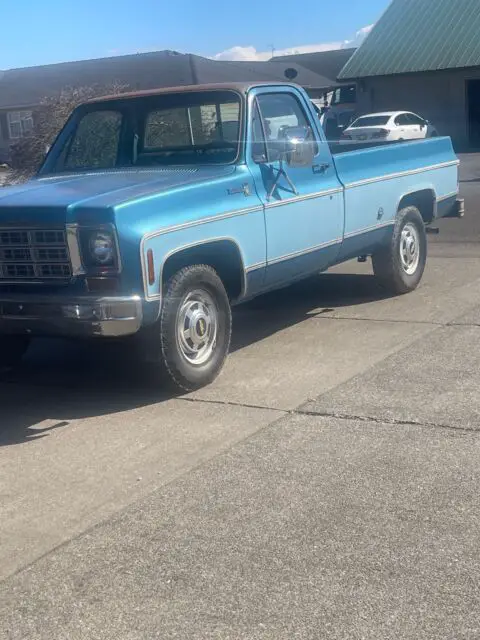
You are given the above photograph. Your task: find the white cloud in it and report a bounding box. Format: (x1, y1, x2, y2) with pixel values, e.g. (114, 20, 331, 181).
(349, 24, 375, 47)
(212, 24, 374, 62)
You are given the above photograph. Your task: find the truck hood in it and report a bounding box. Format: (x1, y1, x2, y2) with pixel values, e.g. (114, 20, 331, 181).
(0, 167, 235, 224)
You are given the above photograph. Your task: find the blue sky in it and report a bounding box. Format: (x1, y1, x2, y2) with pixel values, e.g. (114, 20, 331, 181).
(1, 0, 389, 69)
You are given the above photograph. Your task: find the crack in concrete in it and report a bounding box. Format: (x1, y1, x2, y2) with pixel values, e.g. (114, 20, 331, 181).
(430, 240, 480, 244)
(178, 396, 479, 435)
(294, 408, 480, 434)
(310, 316, 480, 329)
(429, 254, 480, 259)
(179, 395, 285, 414)
(447, 322, 480, 328)
(310, 315, 446, 326)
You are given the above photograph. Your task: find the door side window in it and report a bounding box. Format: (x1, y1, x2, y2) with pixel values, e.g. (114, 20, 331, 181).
(251, 101, 268, 163)
(253, 92, 318, 162)
(395, 114, 409, 126)
(407, 113, 425, 126)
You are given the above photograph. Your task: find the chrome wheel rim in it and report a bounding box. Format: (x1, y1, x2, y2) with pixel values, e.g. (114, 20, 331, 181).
(176, 289, 218, 365)
(400, 223, 420, 275)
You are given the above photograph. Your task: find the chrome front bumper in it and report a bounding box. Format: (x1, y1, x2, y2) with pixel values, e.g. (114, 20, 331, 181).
(0, 295, 143, 338)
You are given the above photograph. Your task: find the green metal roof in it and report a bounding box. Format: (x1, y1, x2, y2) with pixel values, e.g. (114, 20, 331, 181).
(339, 0, 480, 79)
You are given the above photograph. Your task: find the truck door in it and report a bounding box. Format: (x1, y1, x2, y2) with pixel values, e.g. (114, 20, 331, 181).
(246, 87, 344, 287)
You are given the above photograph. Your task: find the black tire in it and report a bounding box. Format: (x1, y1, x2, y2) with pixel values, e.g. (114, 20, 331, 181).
(160, 264, 232, 391)
(0, 336, 30, 370)
(372, 206, 427, 295)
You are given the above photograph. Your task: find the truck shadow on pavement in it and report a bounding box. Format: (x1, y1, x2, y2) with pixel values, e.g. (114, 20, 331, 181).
(0, 272, 390, 447)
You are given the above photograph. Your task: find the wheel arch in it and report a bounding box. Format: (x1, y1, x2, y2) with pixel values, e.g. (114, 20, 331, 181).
(160, 238, 247, 302)
(397, 188, 437, 224)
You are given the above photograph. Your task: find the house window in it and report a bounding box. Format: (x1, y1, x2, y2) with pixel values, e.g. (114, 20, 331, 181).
(7, 111, 34, 139)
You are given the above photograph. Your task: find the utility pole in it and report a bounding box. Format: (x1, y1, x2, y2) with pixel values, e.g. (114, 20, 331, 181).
(269, 44, 275, 58)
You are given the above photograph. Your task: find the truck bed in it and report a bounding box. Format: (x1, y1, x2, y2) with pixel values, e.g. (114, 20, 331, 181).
(330, 136, 459, 238)
(331, 136, 458, 188)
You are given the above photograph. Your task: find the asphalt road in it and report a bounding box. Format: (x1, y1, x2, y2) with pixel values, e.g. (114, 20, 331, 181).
(1, 159, 480, 638)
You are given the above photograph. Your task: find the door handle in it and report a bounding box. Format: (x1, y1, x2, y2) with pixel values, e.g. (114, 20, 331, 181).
(313, 163, 330, 174)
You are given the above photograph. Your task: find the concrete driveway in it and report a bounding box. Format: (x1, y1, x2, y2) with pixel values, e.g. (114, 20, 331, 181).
(1, 159, 480, 638)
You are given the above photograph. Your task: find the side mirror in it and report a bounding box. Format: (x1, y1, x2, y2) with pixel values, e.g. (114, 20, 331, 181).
(281, 126, 315, 168)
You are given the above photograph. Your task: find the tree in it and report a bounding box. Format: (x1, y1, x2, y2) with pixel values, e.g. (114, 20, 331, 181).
(7, 83, 129, 183)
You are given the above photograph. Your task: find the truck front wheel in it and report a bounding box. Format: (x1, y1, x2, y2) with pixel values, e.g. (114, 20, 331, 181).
(0, 336, 30, 371)
(372, 206, 427, 295)
(160, 264, 232, 391)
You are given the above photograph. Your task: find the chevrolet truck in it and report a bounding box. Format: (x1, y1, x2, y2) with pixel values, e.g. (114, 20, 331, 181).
(0, 82, 463, 389)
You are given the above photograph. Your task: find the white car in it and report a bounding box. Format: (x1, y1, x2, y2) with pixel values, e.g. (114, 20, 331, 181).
(341, 111, 438, 144)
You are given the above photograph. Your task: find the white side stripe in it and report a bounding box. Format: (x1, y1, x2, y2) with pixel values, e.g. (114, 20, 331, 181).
(344, 160, 459, 190)
(265, 187, 343, 209)
(267, 238, 341, 266)
(142, 204, 264, 242)
(343, 221, 395, 240)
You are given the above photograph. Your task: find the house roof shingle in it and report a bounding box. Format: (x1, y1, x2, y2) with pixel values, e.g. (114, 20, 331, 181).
(192, 55, 335, 89)
(270, 48, 356, 83)
(0, 50, 338, 111)
(0, 51, 194, 109)
(339, 0, 480, 80)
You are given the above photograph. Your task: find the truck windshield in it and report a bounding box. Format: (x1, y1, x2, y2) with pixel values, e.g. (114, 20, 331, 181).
(47, 90, 242, 173)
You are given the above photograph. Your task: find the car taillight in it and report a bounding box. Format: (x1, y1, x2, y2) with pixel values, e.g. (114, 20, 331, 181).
(372, 129, 389, 139)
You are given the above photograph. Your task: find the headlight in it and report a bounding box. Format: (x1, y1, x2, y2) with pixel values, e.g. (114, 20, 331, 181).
(78, 227, 119, 272)
(89, 232, 115, 266)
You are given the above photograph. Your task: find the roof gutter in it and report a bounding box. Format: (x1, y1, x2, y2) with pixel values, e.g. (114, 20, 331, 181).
(0, 102, 40, 111)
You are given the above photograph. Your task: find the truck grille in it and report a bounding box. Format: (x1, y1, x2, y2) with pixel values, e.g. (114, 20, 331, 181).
(0, 229, 72, 281)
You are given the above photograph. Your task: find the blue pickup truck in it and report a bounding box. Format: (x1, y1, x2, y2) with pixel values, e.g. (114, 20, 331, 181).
(0, 82, 463, 389)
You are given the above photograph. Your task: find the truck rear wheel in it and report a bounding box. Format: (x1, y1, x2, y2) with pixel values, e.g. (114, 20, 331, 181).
(372, 206, 427, 294)
(160, 264, 232, 391)
(0, 336, 30, 371)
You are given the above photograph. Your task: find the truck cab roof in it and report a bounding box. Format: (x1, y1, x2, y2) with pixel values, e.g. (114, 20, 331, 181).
(88, 82, 302, 104)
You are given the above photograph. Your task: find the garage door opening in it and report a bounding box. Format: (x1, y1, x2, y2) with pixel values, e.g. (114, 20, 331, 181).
(467, 80, 480, 148)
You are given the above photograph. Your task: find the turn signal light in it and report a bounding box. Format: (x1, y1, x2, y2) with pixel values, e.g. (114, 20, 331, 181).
(147, 249, 155, 285)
